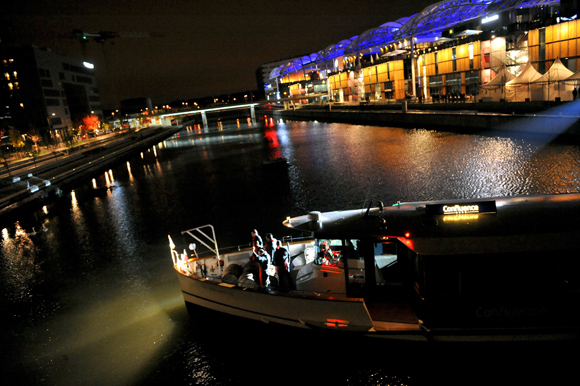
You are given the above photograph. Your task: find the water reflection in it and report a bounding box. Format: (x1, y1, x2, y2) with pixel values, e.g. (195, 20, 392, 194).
(0, 222, 42, 303)
(279, 122, 580, 208)
(1, 117, 580, 385)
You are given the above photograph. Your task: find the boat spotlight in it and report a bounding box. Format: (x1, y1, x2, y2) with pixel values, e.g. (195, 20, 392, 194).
(189, 243, 198, 258)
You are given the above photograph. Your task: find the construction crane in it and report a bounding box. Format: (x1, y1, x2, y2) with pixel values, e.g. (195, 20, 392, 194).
(70, 29, 163, 111)
(72, 29, 163, 44)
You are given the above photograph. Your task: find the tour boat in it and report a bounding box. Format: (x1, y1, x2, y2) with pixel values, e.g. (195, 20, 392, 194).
(169, 193, 580, 342)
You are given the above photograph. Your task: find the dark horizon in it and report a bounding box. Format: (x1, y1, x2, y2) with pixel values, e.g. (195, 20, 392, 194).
(3, 0, 434, 109)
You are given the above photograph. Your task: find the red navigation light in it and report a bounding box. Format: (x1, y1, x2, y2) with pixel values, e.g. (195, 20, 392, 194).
(404, 232, 411, 238)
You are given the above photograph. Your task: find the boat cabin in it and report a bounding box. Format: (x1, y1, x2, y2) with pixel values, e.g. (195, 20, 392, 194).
(286, 194, 580, 332)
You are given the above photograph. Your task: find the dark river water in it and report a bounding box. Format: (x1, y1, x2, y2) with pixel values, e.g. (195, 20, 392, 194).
(2, 114, 580, 385)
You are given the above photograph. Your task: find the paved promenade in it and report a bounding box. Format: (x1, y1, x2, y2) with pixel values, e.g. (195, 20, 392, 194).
(268, 99, 580, 136)
(0, 126, 180, 223)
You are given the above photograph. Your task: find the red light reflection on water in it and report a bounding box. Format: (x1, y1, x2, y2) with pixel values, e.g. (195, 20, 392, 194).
(264, 126, 281, 160)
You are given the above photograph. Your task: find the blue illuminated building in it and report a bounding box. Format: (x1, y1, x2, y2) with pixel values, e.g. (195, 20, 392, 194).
(261, 0, 579, 103)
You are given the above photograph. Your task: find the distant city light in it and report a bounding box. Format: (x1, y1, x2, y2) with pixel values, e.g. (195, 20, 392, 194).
(83, 61, 95, 69)
(482, 14, 499, 23)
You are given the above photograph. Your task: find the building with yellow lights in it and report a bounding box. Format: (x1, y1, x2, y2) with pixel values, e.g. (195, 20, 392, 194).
(262, 0, 580, 104)
(1, 45, 103, 143)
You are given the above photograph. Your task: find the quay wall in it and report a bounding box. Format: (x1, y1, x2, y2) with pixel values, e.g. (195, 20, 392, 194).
(0, 126, 181, 223)
(267, 103, 580, 137)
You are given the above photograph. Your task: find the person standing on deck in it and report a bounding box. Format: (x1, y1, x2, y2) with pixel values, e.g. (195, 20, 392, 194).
(256, 247, 271, 286)
(273, 240, 292, 289)
(264, 233, 277, 258)
(250, 229, 262, 254)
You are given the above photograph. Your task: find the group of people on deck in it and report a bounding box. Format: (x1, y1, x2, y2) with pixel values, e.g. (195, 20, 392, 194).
(250, 229, 292, 288)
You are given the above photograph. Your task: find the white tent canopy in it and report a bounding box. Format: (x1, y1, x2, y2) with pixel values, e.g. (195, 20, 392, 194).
(505, 62, 543, 101)
(564, 68, 580, 82)
(533, 57, 574, 101)
(480, 65, 515, 101)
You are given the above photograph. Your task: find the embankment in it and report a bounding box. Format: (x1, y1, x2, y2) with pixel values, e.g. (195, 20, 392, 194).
(0, 126, 181, 223)
(267, 101, 580, 136)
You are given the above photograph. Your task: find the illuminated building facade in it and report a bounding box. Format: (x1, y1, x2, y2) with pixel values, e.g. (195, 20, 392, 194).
(0, 45, 103, 140)
(266, 0, 580, 104)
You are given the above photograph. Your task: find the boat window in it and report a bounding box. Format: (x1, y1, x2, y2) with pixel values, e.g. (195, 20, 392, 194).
(375, 241, 400, 286)
(314, 239, 362, 266)
(314, 238, 366, 295)
(314, 239, 341, 266)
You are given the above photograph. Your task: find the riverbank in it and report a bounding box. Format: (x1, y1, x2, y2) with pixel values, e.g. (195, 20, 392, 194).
(0, 126, 180, 224)
(265, 100, 580, 137)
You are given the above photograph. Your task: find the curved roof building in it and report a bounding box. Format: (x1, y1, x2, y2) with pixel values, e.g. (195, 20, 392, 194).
(393, 0, 559, 41)
(345, 19, 411, 55)
(269, 0, 562, 81)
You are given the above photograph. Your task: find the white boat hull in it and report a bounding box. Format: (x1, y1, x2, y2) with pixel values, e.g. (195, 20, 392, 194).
(176, 268, 375, 333)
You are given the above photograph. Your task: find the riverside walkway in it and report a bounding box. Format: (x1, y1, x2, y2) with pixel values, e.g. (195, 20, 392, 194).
(269, 99, 580, 137)
(0, 126, 180, 223)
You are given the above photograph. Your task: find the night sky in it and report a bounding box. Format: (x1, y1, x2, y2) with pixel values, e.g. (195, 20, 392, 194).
(5, 0, 434, 109)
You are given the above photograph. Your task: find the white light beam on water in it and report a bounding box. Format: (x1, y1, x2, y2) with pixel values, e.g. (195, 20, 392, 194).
(16, 282, 184, 386)
(496, 100, 580, 142)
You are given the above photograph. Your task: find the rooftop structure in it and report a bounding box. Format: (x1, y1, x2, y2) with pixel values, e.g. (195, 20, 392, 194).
(264, 0, 573, 103)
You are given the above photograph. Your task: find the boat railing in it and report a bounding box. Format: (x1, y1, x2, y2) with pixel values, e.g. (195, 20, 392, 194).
(213, 235, 312, 255)
(170, 226, 314, 277)
(181, 224, 220, 261)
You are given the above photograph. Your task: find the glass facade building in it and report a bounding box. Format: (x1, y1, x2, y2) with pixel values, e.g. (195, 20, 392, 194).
(1, 45, 103, 142)
(265, 0, 578, 103)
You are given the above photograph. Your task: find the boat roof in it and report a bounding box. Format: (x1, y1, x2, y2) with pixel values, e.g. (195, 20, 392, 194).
(284, 194, 580, 256)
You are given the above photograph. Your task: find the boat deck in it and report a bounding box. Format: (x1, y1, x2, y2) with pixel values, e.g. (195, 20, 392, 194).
(180, 252, 422, 332)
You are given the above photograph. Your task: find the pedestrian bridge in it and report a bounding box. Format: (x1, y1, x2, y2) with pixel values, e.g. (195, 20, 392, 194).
(159, 103, 259, 127)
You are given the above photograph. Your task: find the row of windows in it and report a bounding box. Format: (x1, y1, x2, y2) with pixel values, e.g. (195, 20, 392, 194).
(39, 68, 51, 78)
(62, 62, 93, 75)
(40, 66, 95, 87)
(43, 88, 62, 97)
(50, 116, 63, 126)
(41, 76, 94, 87)
(76, 75, 92, 84)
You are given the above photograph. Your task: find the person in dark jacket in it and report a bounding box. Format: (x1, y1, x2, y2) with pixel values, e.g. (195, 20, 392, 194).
(250, 229, 262, 254)
(255, 247, 271, 286)
(264, 233, 277, 258)
(272, 240, 292, 289)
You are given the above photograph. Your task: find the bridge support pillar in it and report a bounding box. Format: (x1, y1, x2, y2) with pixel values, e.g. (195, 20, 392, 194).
(250, 105, 256, 121)
(201, 111, 208, 128)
